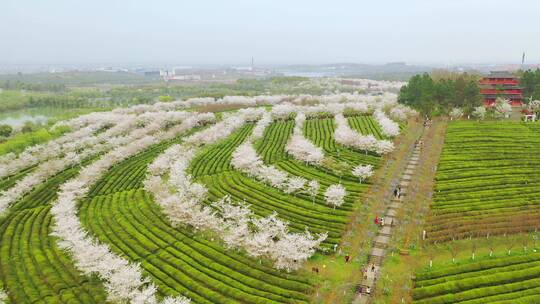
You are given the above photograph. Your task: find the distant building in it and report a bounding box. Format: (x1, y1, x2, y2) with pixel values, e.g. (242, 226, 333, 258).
(479, 71, 523, 107)
(144, 71, 160, 77)
(171, 74, 201, 81)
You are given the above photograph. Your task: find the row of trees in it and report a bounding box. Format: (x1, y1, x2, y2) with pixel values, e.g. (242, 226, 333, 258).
(424, 229, 539, 269)
(398, 73, 482, 115)
(147, 110, 329, 272)
(401, 69, 540, 117)
(448, 97, 518, 120)
(50, 111, 209, 304)
(334, 113, 395, 155)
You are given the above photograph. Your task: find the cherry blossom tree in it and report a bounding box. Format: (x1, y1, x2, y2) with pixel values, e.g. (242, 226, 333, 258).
(324, 184, 347, 209)
(271, 103, 297, 120)
(146, 117, 327, 271)
(472, 106, 486, 120)
(184, 114, 246, 146)
(449, 108, 464, 120)
(284, 177, 307, 195)
(494, 97, 512, 118)
(375, 140, 395, 155)
(389, 107, 408, 121)
(285, 112, 325, 164)
(373, 110, 400, 137)
(161, 296, 192, 304)
(306, 180, 320, 204)
(0, 289, 7, 303)
(251, 111, 272, 140)
(529, 100, 540, 112)
(334, 113, 394, 155)
(352, 164, 374, 184)
(270, 228, 327, 272)
(50, 112, 209, 303)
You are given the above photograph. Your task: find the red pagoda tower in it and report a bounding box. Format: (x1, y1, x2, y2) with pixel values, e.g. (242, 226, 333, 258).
(479, 71, 523, 107)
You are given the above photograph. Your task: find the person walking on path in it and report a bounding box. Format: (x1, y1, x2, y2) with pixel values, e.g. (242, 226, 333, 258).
(375, 216, 379, 225)
(394, 186, 401, 199)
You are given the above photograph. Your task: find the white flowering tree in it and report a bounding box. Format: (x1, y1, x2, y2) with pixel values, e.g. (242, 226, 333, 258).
(373, 110, 400, 137)
(334, 113, 395, 155)
(352, 164, 374, 184)
(50, 112, 209, 304)
(472, 106, 486, 120)
(146, 113, 327, 271)
(284, 177, 307, 195)
(285, 112, 325, 164)
(389, 107, 408, 121)
(162, 296, 192, 304)
(494, 97, 512, 119)
(271, 103, 296, 120)
(0, 110, 199, 217)
(251, 111, 272, 140)
(324, 184, 346, 209)
(306, 180, 320, 204)
(0, 289, 7, 303)
(528, 100, 540, 113)
(449, 108, 464, 120)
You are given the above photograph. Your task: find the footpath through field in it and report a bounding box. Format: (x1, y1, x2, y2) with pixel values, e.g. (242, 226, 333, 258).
(353, 118, 430, 304)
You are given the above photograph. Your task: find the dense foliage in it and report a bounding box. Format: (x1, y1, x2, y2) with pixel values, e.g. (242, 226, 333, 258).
(399, 73, 482, 115)
(521, 69, 540, 101)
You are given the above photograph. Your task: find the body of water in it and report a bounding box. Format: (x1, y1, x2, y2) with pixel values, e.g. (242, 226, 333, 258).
(0, 114, 48, 128)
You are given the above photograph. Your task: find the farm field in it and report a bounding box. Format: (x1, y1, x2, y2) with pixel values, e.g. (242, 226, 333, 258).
(0, 94, 411, 303)
(413, 250, 540, 304)
(426, 121, 540, 242)
(401, 120, 540, 304)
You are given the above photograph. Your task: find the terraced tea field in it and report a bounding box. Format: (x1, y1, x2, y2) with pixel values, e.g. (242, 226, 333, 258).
(414, 252, 540, 304)
(426, 121, 540, 242)
(0, 95, 410, 303)
(406, 120, 540, 304)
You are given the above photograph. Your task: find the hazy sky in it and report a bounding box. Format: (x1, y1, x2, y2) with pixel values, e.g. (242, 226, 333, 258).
(2, 0, 540, 65)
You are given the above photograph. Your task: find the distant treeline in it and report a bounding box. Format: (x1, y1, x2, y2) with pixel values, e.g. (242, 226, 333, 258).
(0, 80, 65, 92)
(0, 76, 349, 112)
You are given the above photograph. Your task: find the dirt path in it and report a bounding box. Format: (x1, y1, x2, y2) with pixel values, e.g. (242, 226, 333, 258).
(363, 117, 448, 303)
(352, 117, 448, 303)
(308, 118, 425, 303)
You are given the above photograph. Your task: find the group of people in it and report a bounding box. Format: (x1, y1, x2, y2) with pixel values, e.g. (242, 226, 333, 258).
(375, 215, 394, 227)
(374, 216, 385, 227)
(311, 251, 352, 275)
(360, 263, 378, 294)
